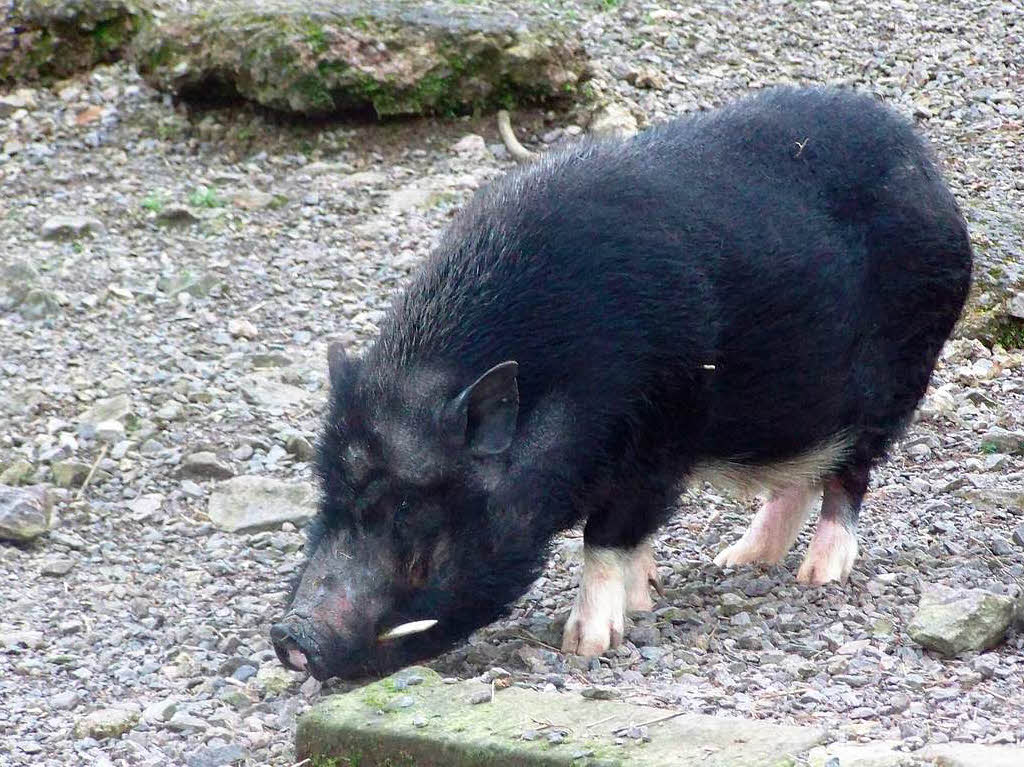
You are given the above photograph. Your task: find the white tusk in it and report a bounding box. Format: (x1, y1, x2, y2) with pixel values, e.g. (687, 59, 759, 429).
(377, 619, 438, 641)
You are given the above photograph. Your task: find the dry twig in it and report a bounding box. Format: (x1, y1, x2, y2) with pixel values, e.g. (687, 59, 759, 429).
(611, 710, 685, 735)
(75, 443, 109, 501)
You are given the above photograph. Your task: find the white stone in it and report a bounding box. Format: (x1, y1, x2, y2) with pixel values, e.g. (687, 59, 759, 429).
(207, 476, 317, 533)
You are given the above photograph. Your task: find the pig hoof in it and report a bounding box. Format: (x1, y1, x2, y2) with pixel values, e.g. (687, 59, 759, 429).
(714, 541, 750, 568)
(713, 539, 779, 569)
(796, 520, 858, 585)
(561, 606, 624, 657)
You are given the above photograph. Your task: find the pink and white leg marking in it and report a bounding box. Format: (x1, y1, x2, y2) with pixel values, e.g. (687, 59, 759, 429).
(563, 543, 659, 657)
(624, 541, 663, 612)
(714, 484, 821, 568)
(797, 481, 859, 584)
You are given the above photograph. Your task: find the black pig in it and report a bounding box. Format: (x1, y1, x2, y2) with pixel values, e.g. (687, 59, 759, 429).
(271, 86, 972, 680)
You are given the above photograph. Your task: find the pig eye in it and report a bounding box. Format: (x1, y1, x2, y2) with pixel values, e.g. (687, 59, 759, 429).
(343, 443, 371, 483)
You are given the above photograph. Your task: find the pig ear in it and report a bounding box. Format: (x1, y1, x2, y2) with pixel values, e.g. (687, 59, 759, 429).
(444, 361, 519, 456)
(327, 342, 354, 391)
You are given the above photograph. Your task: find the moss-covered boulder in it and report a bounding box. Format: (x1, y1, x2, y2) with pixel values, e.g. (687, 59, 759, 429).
(130, 0, 589, 117)
(958, 203, 1024, 349)
(1, 0, 146, 84)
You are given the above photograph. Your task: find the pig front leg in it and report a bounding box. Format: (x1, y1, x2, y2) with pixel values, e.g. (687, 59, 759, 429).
(561, 542, 662, 656)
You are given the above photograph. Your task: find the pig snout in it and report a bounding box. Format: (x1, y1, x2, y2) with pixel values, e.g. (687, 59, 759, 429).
(270, 617, 320, 675)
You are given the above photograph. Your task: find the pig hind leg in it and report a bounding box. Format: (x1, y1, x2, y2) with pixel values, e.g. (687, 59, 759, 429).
(796, 464, 869, 585)
(714, 483, 822, 568)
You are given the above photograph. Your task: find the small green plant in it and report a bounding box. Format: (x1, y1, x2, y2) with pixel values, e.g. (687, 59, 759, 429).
(980, 441, 999, 455)
(141, 192, 165, 212)
(92, 18, 125, 52)
(304, 22, 328, 55)
(993, 319, 1024, 350)
(310, 756, 342, 767)
(188, 186, 224, 208)
(597, 0, 621, 10)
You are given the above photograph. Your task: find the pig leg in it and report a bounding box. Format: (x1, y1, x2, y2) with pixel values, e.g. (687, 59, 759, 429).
(562, 471, 674, 656)
(623, 540, 664, 612)
(561, 546, 628, 657)
(796, 467, 867, 585)
(714, 484, 821, 568)
(561, 539, 665, 656)
(561, 540, 663, 655)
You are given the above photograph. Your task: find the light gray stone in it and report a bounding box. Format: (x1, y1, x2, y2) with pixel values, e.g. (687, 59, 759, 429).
(180, 451, 234, 480)
(0, 460, 35, 486)
(0, 485, 52, 542)
(908, 583, 1016, 656)
(1, 258, 40, 309)
(239, 375, 308, 410)
(41, 215, 105, 239)
(207, 476, 316, 533)
(18, 288, 61, 319)
(589, 102, 638, 138)
(73, 707, 139, 739)
(78, 394, 131, 432)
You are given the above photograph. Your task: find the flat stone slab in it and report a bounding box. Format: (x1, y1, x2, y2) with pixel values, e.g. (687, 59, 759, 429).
(808, 740, 1024, 767)
(131, 0, 588, 117)
(297, 667, 828, 766)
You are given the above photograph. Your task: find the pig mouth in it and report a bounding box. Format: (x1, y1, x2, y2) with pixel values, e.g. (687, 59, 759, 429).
(270, 618, 329, 678)
(272, 615, 448, 682)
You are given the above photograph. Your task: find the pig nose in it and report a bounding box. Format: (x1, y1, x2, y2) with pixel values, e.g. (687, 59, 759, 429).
(270, 621, 312, 672)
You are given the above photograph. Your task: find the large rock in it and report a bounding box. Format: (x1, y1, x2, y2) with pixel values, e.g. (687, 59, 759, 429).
(1, 0, 146, 84)
(980, 427, 1024, 456)
(207, 476, 316, 533)
(908, 583, 1016, 657)
(180, 451, 234, 481)
(958, 203, 1024, 349)
(0, 485, 52, 542)
(298, 666, 827, 766)
(131, 0, 588, 117)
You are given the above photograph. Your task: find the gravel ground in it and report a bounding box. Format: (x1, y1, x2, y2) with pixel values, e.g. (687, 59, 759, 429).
(2, 1, 1023, 765)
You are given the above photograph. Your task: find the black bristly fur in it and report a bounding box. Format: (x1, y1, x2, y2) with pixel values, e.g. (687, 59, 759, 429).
(281, 86, 972, 681)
